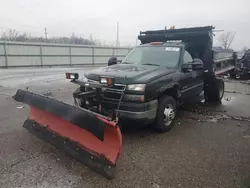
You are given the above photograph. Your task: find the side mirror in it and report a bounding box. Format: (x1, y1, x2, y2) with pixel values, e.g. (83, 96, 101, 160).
(108, 57, 117, 66)
(181, 63, 193, 72)
(192, 58, 203, 70)
(181, 59, 203, 72)
(108, 57, 122, 66)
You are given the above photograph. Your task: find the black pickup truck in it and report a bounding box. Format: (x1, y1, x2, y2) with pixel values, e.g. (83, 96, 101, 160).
(67, 26, 230, 132)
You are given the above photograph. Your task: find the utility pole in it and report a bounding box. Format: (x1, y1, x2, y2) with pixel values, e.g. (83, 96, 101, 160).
(44, 28, 48, 41)
(116, 22, 119, 47)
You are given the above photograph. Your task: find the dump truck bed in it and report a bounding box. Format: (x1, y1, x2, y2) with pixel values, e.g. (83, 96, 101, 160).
(138, 26, 237, 76)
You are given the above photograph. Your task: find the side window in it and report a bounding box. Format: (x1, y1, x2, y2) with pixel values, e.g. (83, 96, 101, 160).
(183, 51, 193, 64)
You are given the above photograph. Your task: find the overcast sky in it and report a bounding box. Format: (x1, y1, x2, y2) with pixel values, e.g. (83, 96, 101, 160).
(1, 0, 249, 50)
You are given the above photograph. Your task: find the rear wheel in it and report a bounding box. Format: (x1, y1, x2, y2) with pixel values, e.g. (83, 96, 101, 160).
(204, 78, 224, 102)
(154, 95, 176, 133)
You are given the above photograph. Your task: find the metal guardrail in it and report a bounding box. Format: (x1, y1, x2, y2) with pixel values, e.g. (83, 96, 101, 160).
(0, 41, 133, 68)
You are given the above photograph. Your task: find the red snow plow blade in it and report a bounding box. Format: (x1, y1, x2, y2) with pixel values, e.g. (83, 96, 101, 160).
(13, 89, 122, 179)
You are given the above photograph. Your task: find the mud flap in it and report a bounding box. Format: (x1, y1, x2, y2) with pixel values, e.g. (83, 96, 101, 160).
(13, 89, 122, 179)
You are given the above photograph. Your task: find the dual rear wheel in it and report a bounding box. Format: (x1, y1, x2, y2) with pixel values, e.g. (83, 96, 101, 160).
(204, 79, 225, 102)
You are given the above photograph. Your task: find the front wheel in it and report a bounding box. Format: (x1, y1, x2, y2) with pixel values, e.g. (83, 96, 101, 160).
(154, 95, 177, 133)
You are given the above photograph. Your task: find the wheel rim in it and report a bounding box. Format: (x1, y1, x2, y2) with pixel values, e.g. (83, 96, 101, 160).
(164, 104, 175, 126)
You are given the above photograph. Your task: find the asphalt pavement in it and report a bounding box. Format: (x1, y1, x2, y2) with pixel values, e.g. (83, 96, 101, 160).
(0, 67, 249, 188)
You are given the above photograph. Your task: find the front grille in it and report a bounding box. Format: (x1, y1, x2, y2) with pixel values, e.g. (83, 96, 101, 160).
(101, 85, 126, 101)
(103, 91, 122, 100)
(86, 78, 126, 102)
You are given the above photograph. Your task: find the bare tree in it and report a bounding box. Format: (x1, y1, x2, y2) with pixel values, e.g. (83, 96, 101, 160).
(218, 32, 235, 50)
(1, 29, 19, 41)
(1, 28, 95, 45)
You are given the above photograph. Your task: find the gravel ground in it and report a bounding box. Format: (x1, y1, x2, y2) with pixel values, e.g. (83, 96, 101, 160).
(0, 68, 249, 188)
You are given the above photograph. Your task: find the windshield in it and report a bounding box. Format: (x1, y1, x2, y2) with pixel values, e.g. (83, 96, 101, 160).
(122, 46, 181, 67)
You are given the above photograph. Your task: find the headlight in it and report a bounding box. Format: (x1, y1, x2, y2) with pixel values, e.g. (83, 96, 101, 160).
(127, 84, 146, 91)
(100, 77, 114, 85)
(100, 77, 107, 84)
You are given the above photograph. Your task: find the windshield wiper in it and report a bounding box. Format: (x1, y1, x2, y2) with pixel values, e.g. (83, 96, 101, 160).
(142, 63, 160, 66)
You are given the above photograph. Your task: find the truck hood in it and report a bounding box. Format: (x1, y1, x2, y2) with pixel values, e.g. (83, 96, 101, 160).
(84, 64, 176, 84)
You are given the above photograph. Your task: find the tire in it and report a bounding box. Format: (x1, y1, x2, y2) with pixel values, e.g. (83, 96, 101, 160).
(154, 95, 177, 133)
(204, 79, 224, 102)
